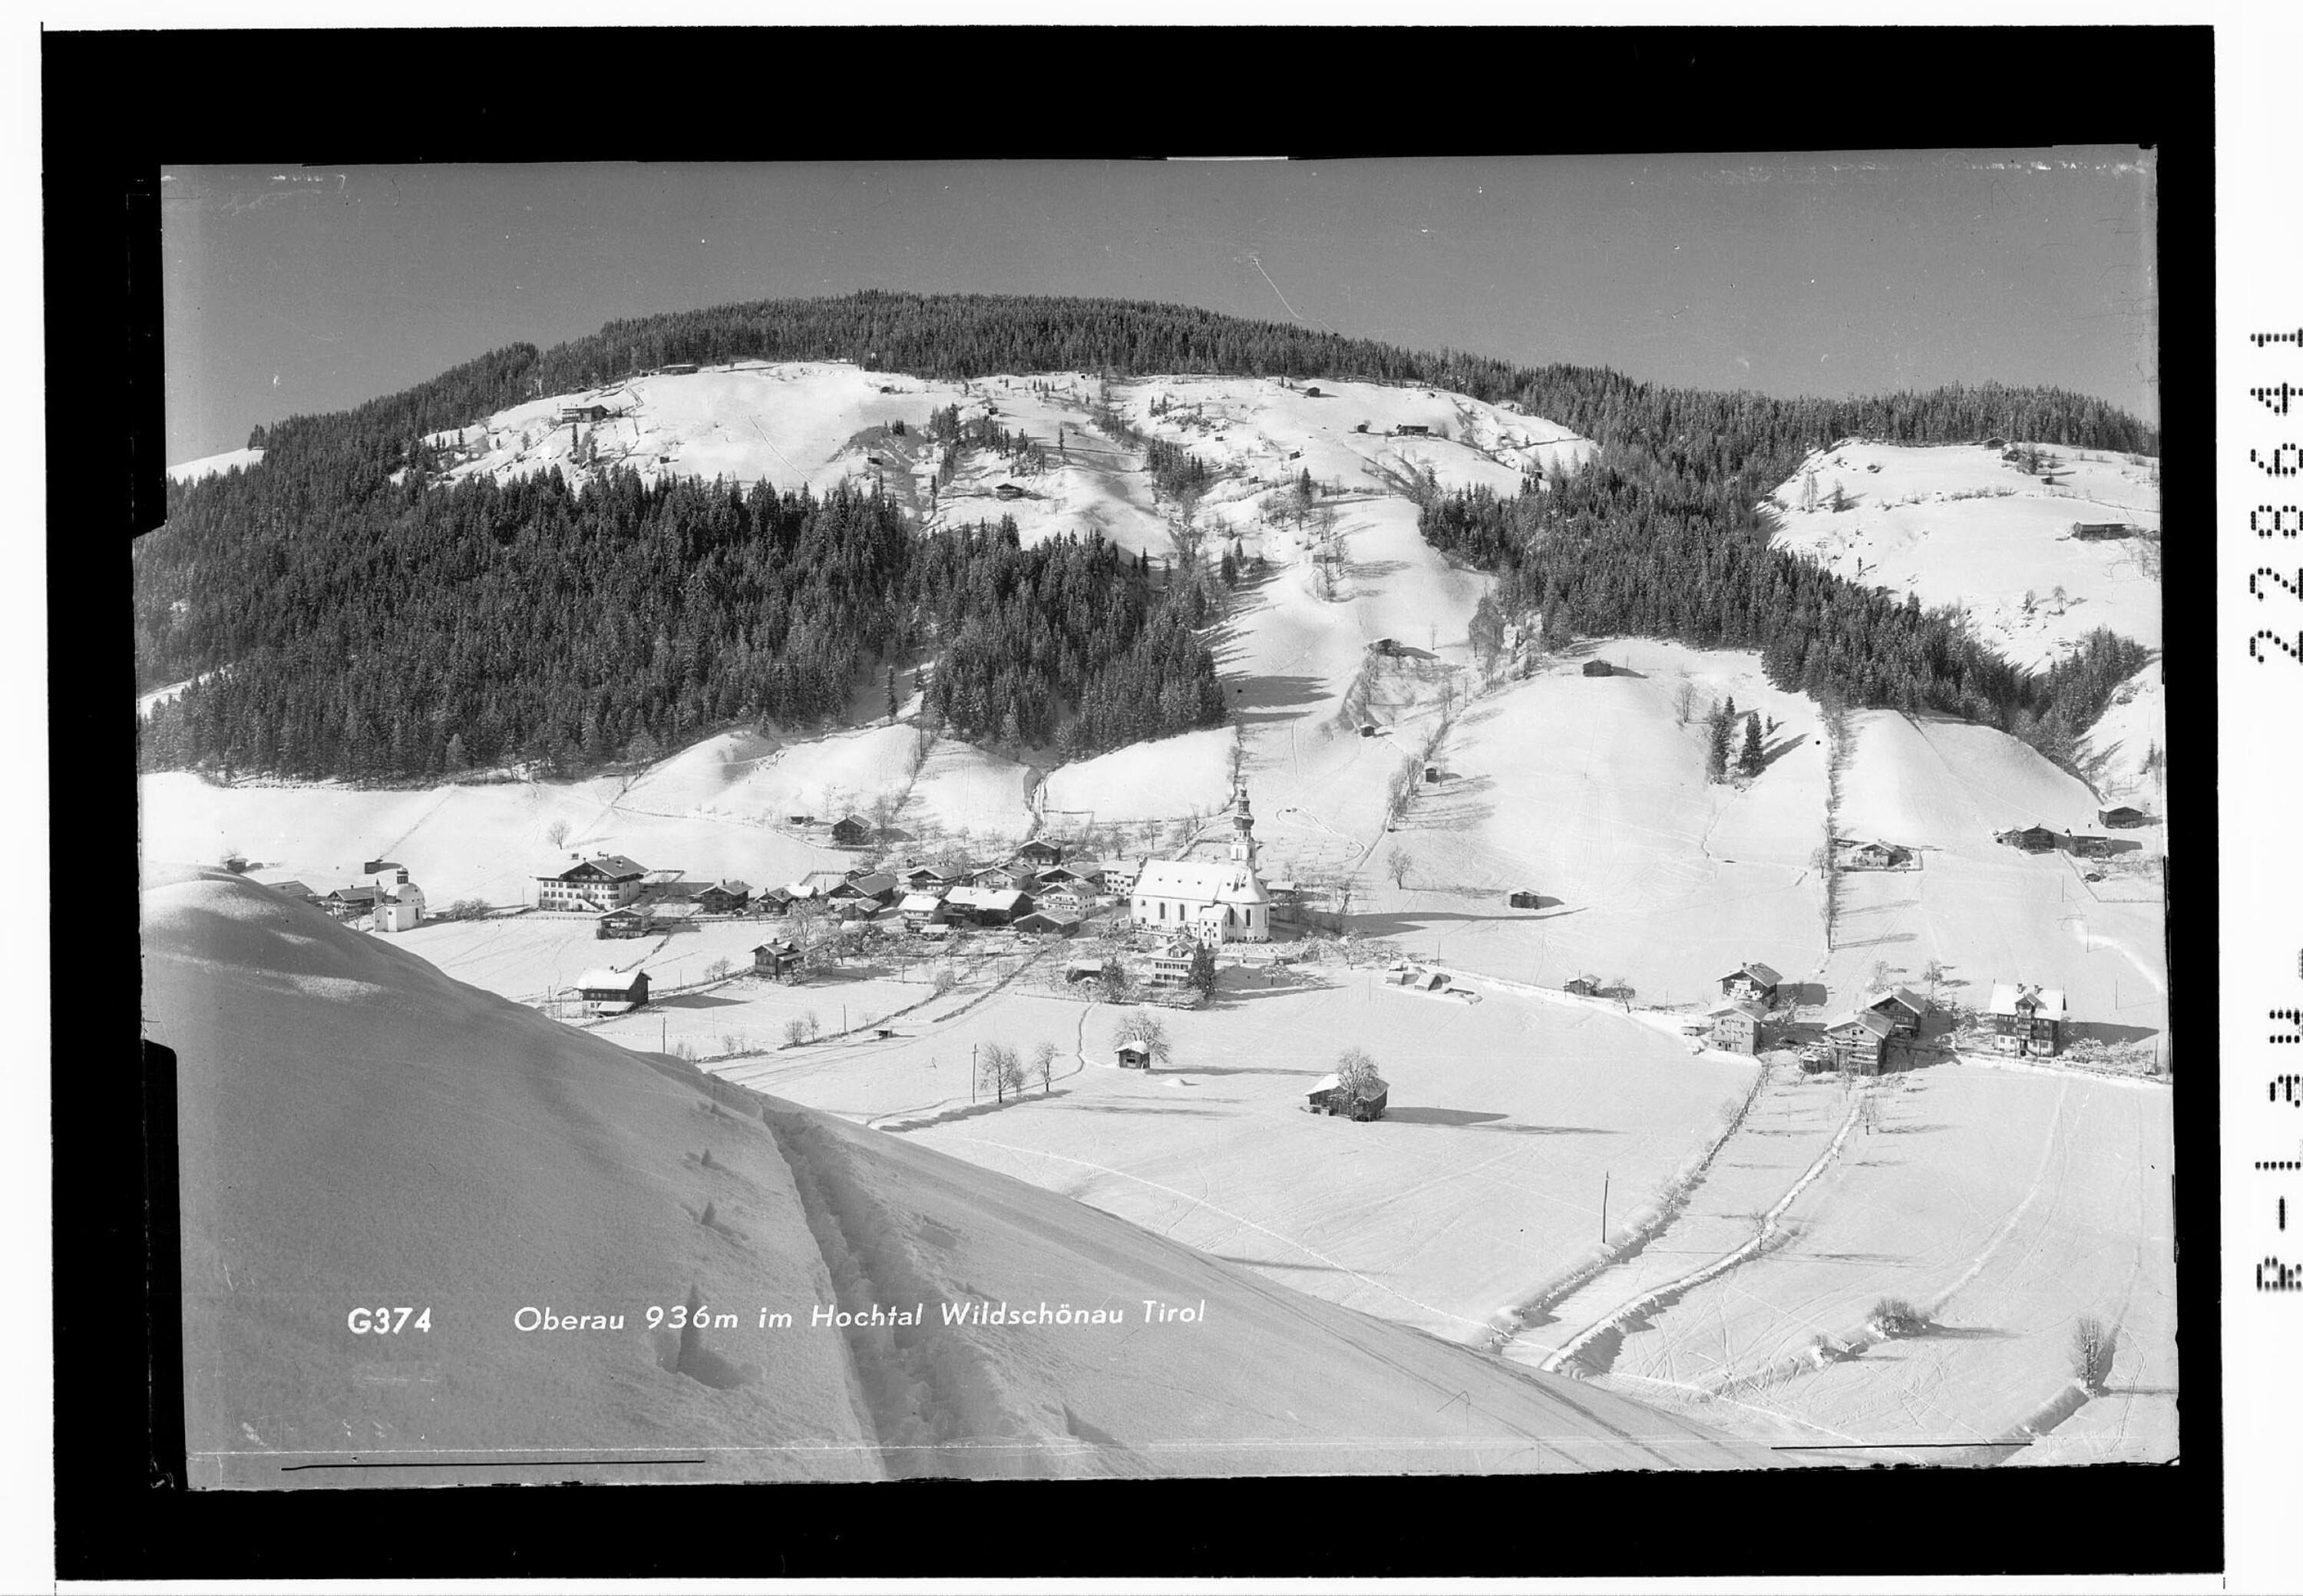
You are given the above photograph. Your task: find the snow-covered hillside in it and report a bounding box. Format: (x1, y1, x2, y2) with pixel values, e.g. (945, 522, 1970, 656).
(1763, 438, 2159, 673)
(146, 867, 1778, 1483)
(166, 445, 265, 484)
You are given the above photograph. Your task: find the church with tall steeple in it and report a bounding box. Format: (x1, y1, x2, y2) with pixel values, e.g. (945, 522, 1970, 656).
(1128, 780, 1273, 945)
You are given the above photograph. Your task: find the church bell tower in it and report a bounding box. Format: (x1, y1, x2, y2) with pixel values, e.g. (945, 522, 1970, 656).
(1229, 781, 1257, 870)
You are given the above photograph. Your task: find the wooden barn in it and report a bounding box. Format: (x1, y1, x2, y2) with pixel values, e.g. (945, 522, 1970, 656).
(1563, 976, 1603, 997)
(1862, 987, 1929, 1037)
(1304, 385, 1322, 397)
(1717, 960, 1783, 1005)
(597, 905, 653, 939)
(829, 815, 874, 848)
(1307, 1072, 1389, 1119)
(1013, 909, 1082, 937)
(574, 968, 650, 1013)
(1394, 423, 1430, 437)
(1115, 1043, 1154, 1070)
(1581, 659, 1614, 677)
(1508, 889, 1542, 910)
(1994, 824, 2060, 854)
(2098, 804, 2148, 829)
(2070, 521, 2138, 541)
(1987, 983, 2067, 1057)
(2062, 832, 2113, 859)
(1707, 1000, 1766, 1054)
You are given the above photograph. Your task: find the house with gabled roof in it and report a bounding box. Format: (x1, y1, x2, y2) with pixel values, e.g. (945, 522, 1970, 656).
(1823, 1008, 1896, 1073)
(1717, 960, 1782, 1004)
(1707, 999, 1766, 1054)
(1862, 987, 1929, 1036)
(573, 967, 649, 1013)
(1986, 983, 2067, 1056)
(538, 853, 651, 912)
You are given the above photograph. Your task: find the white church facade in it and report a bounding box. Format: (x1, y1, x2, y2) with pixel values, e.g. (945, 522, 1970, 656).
(1129, 783, 1272, 945)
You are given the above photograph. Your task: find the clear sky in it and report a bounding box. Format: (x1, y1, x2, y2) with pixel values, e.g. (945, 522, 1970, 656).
(162, 152, 2156, 464)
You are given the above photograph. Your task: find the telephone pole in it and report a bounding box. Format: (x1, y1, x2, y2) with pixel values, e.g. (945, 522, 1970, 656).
(1601, 1171, 1610, 1245)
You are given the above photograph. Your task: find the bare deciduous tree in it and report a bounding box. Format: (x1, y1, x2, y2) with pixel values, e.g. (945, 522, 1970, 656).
(1385, 847, 1415, 889)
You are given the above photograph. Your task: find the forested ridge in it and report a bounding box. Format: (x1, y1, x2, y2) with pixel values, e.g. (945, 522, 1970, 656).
(142, 291, 2157, 781)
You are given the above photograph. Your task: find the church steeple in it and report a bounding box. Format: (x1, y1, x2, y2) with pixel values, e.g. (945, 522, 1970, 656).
(1228, 781, 1257, 869)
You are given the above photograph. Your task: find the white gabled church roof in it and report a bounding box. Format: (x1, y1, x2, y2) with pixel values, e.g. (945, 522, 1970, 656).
(1135, 857, 1270, 906)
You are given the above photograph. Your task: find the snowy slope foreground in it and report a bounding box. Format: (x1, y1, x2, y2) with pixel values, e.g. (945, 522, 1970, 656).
(146, 868, 1779, 1484)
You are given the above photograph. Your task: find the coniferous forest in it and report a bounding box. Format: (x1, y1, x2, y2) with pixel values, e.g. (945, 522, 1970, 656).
(137, 291, 2158, 783)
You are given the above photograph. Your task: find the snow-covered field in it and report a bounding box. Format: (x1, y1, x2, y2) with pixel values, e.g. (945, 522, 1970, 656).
(1568, 1065, 2175, 1465)
(166, 444, 265, 484)
(147, 867, 1780, 1482)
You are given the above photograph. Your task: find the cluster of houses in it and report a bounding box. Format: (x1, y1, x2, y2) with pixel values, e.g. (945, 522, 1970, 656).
(266, 861, 428, 933)
(1694, 958, 2070, 1069)
(1993, 810, 2146, 859)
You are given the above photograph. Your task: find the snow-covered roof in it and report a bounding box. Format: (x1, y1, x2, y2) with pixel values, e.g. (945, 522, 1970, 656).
(574, 967, 646, 993)
(1708, 999, 1766, 1021)
(1719, 960, 1783, 986)
(897, 893, 944, 914)
(557, 854, 648, 881)
(1987, 983, 2068, 1019)
(1863, 986, 1928, 1016)
(947, 886, 1026, 911)
(1826, 1009, 1895, 1039)
(1135, 858, 1270, 906)
(1309, 1072, 1389, 1100)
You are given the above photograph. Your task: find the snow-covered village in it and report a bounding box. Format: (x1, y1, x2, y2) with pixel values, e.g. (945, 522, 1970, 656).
(137, 160, 2172, 1489)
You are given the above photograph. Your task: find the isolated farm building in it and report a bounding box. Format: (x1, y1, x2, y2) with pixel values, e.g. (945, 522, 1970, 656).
(538, 853, 651, 912)
(692, 881, 751, 914)
(897, 892, 950, 930)
(558, 402, 613, 424)
(1129, 783, 1273, 943)
(2098, 804, 2148, 829)
(1563, 976, 1603, 997)
(1580, 659, 1614, 677)
(1862, 988, 1930, 1036)
(943, 886, 1032, 927)
(1409, 970, 1450, 993)
(829, 815, 874, 848)
(1394, 423, 1430, 437)
(597, 905, 653, 939)
(1823, 1009, 1896, 1074)
(1845, 841, 1910, 869)
(1115, 1042, 1154, 1070)
(573, 967, 649, 1013)
(1986, 983, 2067, 1057)
(1994, 824, 2060, 854)
(1717, 960, 1783, 1004)
(1424, 765, 1442, 783)
(1707, 999, 1767, 1055)
(1304, 385, 1322, 397)
(1307, 1071, 1389, 1120)
(658, 362, 698, 375)
(752, 940, 801, 980)
(1013, 838, 1066, 867)
(2070, 521, 2138, 541)
(1982, 436, 2007, 450)
(1015, 909, 1082, 938)
(995, 482, 1027, 501)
